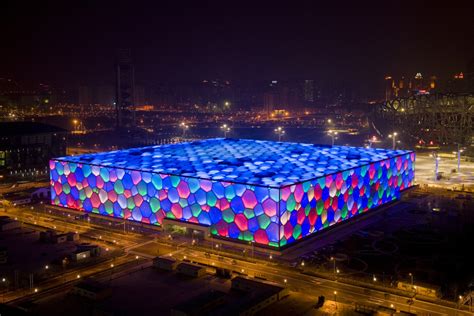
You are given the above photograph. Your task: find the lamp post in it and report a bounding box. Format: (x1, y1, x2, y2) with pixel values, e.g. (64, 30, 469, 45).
(334, 291, 338, 310)
(275, 127, 285, 142)
(1, 277, 6, 303)
(221, 124, 230, 137)
(328, 130, 338, 146)
(457, 144, 463, 173)
(330, 257, 336, 278)
(431, 153, 440, 181)
(388, 132, 398, 150)
(368, 136, 377, 148)
(409, 272, 414, 286)
(72, 119, 79, 133)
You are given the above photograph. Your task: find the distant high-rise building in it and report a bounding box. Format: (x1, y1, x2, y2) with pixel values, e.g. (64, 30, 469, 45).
(280, 86, 289, 109)
(399, 78, 405, 89)
(96, 85, 114, 105)
(429, 76, 437, 91)
(384, 73, 440, 99)
(447, 72, 467, 93)
(134, 85, 146, 106)
(115, 49, 135, 128)
(414, 72, 423, 91)
(303, 80, 314, 103)
(263, 92, 275, 117)
(78, 86, 91, 105)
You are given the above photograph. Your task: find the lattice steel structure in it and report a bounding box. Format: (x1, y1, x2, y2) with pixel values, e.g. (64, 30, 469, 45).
(373, 93, 474, 145)
(50, 138, 415, 248)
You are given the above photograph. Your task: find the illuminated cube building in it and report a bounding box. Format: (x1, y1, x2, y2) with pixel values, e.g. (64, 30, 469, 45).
(49, 138, 415, 248)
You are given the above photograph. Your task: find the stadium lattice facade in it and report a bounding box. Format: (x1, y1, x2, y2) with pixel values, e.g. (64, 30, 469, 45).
(373, 93, 474, 145)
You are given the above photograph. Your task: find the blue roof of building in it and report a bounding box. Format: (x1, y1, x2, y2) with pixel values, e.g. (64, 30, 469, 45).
(54, 138, 412, 188)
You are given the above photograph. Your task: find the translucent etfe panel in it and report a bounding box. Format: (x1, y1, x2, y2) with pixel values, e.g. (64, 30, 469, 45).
(55, 138, 414, 187)
(278, 152, 415, 247)
(49, 160, 281, 247)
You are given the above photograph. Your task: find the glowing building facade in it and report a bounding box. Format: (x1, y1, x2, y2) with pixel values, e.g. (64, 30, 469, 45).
(50, 138, 415, 248)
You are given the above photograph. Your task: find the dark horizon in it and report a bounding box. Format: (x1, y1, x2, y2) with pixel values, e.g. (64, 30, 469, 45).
(1, 1, 473, 90)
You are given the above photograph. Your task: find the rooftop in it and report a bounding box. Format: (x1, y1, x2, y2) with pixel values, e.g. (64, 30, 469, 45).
(54, 138, 413, 188)
(74, 280, 109, 293)
(0, 121, 66, 137)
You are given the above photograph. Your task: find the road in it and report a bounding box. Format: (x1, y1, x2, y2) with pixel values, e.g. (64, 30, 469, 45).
(2, 202, 472, 315)
(3, 254, 138, 303)
(163, 248, 472, 316)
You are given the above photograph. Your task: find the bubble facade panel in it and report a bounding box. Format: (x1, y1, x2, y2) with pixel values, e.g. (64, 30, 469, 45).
(278, 152, 415, 247)
(49, 138, 415, 248)
(53, 138, 413, 187)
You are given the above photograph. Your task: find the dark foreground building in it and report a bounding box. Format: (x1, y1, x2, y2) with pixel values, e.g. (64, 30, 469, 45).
(0, 121, 66, 178)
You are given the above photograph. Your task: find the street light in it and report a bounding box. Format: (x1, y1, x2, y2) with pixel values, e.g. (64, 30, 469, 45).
(275, 126, 285, 141)
(328, 130, 338, 146)
(409, 272, 414, 286)
(180, 122, 189, 137)
(221, 124, 230, 137)
(388, 132, 398, 150)
(334, 291, 338, 310)
(373, 274, 377, 282)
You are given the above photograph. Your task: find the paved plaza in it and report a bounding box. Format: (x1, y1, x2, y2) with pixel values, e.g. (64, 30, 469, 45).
(415, 152, 474, 190)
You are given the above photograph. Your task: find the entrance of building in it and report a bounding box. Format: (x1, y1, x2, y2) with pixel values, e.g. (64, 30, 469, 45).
(162, 218, 210, 241)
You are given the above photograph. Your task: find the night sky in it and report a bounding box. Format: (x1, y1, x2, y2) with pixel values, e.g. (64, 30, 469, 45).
(1, 1, 473, 88)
